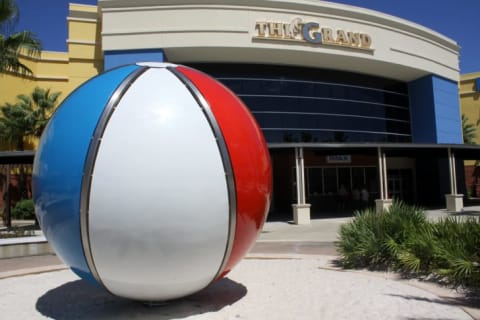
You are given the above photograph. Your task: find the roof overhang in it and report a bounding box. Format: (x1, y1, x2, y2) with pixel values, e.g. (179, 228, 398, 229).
(0, 150, 35, 164)
(267, 143, 480, 159)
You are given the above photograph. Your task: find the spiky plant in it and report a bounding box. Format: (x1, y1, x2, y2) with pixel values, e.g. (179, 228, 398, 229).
(431, 217, 480, 288)
(0, 0, 42, 76)
(0, 86, 60, 150)
(337, 202, 429, 270)
(338, 207, 388, 268)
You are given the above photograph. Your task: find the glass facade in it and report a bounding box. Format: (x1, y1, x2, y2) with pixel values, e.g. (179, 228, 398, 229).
(306, 166, 378, 197)
(190, 64, 411, 143)
(305, 166, 379, 212)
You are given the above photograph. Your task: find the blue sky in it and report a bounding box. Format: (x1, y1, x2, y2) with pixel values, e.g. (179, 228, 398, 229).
(11, 0, 480, 74)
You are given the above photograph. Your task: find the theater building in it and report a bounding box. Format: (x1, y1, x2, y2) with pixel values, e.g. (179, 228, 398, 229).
(2, 0, 480, 222)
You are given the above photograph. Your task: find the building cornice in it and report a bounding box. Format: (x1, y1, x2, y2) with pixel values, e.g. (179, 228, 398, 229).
(67, 39, 98, 46)
(69, 3, 98, 21)
(19, 52, 69, 63)
(460, 72, 480, 82)
(98, 0, 459, 81)
(98, 0, 459, 52)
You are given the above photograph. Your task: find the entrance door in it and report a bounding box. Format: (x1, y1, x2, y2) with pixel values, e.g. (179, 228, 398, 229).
(387, 169, 413, 203)
(305, 166, 378, 213)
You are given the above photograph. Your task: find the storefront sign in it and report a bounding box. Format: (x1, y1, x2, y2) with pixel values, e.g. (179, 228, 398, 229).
(253, 17, 373, 51)
(326, 155, 352, 163)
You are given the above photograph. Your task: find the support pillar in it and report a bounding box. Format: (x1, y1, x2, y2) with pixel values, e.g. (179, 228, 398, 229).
(375, 199, 393, 214)
(446, 148, 463, 212)
(3, 165, 11, 227)
(375, 147, 392, 213)
(292, 147, 311, 224)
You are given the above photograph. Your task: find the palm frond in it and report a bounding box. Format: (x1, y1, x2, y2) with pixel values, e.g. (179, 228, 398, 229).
(0, 86, 61, 150)
(0, 29, 41, 75)
(462, 114, 477, 145)
(0, 0, 18, 28)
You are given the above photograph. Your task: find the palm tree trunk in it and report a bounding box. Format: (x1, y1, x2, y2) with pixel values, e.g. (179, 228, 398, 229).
(16, 138, 24, 151)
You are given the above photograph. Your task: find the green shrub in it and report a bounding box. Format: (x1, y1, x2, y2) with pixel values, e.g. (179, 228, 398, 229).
(337, 207, 389, 268)
(431, 217, 480, 288)
(11, 199, 36, 220)
(337, 201, 428, 270)
(337, 202, 480, 288)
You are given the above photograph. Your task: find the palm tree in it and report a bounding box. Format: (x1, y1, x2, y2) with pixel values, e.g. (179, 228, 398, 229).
(0, 101, 34, 150)
(0, 87, 61, 150)
(21, 87, 61, 136)
(0, 87, 60, 227)
(462, 114, 477, 145)
(0, 0, 41, 76)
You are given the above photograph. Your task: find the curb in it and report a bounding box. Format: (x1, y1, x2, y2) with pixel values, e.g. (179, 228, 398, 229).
(0, 264, 67, 280)
(0, 237, 53, 259)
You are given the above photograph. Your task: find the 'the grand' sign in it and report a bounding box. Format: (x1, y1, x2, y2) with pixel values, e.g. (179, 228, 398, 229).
(253, 18, 373, 51)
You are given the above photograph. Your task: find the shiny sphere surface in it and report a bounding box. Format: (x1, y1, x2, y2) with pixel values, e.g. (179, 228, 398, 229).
(33, 63, 272, 301)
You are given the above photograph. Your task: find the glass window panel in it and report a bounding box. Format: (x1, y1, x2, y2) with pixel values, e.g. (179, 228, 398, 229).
(338, 167, 351, 191)
(365, 167, 379, 196)
(262, 129, 410, 143)
(307, 168, 323, 195)
(352, 167, 365, 191)
(193, 64, 412, 144)
(324, 168, 337, 194)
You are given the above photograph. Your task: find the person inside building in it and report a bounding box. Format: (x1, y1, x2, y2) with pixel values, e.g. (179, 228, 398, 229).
(361, 186, 369, 208)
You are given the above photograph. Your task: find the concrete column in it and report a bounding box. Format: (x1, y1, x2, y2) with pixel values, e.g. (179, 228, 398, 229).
(382, 150, 388, 199)
(292, 147, 311, 224)
(446, 148, 463, 212)
(375, 199, 393, 213)
(295, 147, 306, 204)
(376, 147, 392, 213)
(378, 147, 384, 200)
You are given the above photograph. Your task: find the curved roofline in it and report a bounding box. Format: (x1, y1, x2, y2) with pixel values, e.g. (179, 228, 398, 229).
(98, 0, 458, 52)
(98, 0, 460, 81)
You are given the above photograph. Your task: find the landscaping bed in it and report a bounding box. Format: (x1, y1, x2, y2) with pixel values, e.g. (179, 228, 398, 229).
(337, 202, 480, 289)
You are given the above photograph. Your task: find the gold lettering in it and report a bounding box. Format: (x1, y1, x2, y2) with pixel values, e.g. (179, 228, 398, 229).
(360, 33, 372, 48)
(348, 32, 360, 47)
(254, 19, 373, 51)
(255, 22, 268, 37)
(321, 27, 334, 43)
(302, 22, 322, 43)
(336, 30, 349, 45)
(285, 17, 303, 39)
(283, 24, 293, 39)
(269, 22, 283, 38)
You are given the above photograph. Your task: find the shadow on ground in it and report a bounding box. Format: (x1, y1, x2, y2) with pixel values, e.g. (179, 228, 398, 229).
(451, 210, 480, 217)
(36, 277, 246, 320)
(388, 293, 480, 311)
(267, 210, 355, 222)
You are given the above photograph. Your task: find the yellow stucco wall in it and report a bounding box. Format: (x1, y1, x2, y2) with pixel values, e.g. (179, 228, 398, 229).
(459, 72, 480, 196)
(460, 72, 480, 143)
(0, 52, 70, 105)
(0, 4, 102, 150)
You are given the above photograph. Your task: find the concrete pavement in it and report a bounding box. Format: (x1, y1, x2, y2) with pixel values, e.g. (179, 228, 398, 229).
(0, 206, 479, 319)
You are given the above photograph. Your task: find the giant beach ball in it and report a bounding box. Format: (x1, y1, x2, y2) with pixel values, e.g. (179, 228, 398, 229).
(33, 62, 272, 301)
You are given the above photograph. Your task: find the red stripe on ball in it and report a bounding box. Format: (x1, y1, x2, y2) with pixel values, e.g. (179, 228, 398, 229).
(176, 66, 272, 277)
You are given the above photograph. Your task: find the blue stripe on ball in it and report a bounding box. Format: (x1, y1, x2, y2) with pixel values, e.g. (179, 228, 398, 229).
(33, 64, 141, 284)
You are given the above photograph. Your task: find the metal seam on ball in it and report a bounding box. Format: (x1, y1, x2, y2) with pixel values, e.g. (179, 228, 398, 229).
(168, 66, 237, 280)
(79, 66, 149, 288)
